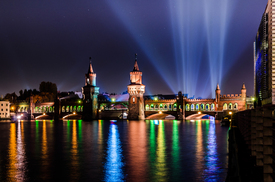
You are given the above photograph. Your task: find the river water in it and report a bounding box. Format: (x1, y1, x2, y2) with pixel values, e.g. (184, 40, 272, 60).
(0, 119, 228, 182)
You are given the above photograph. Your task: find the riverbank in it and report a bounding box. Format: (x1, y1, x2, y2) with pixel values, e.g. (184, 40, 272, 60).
(226, 120, 263, 182)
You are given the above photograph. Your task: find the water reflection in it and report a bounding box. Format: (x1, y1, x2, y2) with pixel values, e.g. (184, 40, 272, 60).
(71, 120, 79, 180)
(128, 121, 147, 180)
(156, 120, 167, 180)
(196, 120, 203, 173)
(104, 122, 124, 181)
(8, 123, 17, 181)
(204, 120, 218, 180)
(172, 120, 180, 180)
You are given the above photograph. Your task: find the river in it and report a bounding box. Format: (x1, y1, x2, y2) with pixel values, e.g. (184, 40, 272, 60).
(0, 119, 228, 181)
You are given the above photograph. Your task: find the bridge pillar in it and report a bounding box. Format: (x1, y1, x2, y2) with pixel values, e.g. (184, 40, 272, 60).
(176, 91, 185, 119)
(127, 54, 145, 120)
(82, 58, 99, 120)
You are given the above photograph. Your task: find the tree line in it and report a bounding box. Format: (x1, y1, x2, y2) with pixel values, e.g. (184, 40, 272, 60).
(3, 81, 57, 103)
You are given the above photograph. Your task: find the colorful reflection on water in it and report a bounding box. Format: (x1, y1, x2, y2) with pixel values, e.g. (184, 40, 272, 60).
(104, 122, 124, 181)
(0, 120, 228, 181)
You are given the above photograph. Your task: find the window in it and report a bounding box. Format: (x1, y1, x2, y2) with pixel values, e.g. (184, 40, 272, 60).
(6, 104, 8, 106)
(1, 104, 2, 106)
(6, 109, 8, 111)
(133, 97, 135, 103)
(1, 109, 2, 111)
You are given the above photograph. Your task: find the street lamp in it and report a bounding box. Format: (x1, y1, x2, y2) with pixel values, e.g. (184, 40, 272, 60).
(229, 111, 232, 122)
(198, 111, 201, 114)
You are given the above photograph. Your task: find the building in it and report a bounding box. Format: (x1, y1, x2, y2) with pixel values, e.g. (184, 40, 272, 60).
(127, 54, 145, 120)
(254, 0, 275, 106)
(0, 101, 10, 119)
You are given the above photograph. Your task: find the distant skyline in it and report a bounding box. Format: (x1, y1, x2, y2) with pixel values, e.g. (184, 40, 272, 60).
(0, 0, 268, 98)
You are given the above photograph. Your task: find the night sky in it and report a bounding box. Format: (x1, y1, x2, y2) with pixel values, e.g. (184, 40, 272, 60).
(0, 0, 267, 98)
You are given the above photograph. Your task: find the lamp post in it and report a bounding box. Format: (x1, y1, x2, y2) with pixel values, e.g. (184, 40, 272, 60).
(229, 111, 232, 127)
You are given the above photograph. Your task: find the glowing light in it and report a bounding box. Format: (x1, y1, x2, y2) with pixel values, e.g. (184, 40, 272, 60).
(104, 123, 124, 181)
(198, 111, 201, 114)
(159, 111, 162, 114)
(252, 97, 255, 101)
(78, 100, 81, 103)
(43, 113, 45, 115)
(154, 97, 158, 101)
(21, 114, 23, 116)
(111, 98, 116, 102)
(229, 111, 232, 115)
(73, 112, 76, 115)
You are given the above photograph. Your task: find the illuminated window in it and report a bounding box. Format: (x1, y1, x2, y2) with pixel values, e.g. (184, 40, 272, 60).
(155, 104, 159, 110)
(200, 104, 204, 111)
(145, 104, 149, 111)
(196, 104, 199, 111)
(186, 104, 190, 111)
(234, 103, 238, 110)
(160, 104, 163, 110)
(228, 103, 232, 110)
(211, 104, 215, 111)
(62, 106, 65, 112)
(150, 104, 154, 110)
(169, 104, 172, 111)
(133, 97, 135, 103)
(164, 104, 168, 110)
(191, 104, 194, 111)
(173, 104, 177, 111)
(223, 103, 228, 110)
(206, 104, 209, 111)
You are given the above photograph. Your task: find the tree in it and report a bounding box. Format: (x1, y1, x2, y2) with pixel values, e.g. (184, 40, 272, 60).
(39, 81, 57, 95)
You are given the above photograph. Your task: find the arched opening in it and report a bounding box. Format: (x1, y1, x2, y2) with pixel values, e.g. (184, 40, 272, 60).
(73, 106, 76, 111)
(164, 104, 168, 110)
(66, 106, 70, 112)
(200, 104, 204, 111)
(150, 104, 154, 111)
(223, 103, 228, 110)
(211, 103, 215, 111)
(62, 106, 65, 112)
(234, 103, 238, 110)
(70, 106, 72, 112)
(173, 104, 177, 111)
(196, 104, 199, 111)
(169, 104, 172, 111)
(191, 104, 194, 111)
(49, 107, 53, 113)
(145, 104, 149, 111)
(186, 104, 190, 111)
(155, 104, 159, 111)
(228, 103, 232, 110)
(77, 106, 81, 112)
(159, 104, 163, 110)
(205, 104, 210, 111)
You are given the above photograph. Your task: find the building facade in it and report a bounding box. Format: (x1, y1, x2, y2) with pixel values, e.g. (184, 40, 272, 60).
(254, 0, 275, 106)
(0, 101, 10, 119)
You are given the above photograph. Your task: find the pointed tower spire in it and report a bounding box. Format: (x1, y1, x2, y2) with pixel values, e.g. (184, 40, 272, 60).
(216, 83, 220, 90)
(133, 53, 139, 71)
(88, 57, 94, 73)
(242, 82, 246, 89)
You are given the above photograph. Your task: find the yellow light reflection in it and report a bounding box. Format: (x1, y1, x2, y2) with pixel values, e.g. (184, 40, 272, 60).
(8, 123, 17, 181)
(156, 120, 167, 178)
(71, 120, 79, 180)
(196, 120, 203, 171)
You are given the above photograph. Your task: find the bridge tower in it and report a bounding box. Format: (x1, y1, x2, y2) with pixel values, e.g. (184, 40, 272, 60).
(82, 57, 100, 120)
(241, 83, 246, 100)
(127, 54, 145, 120)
